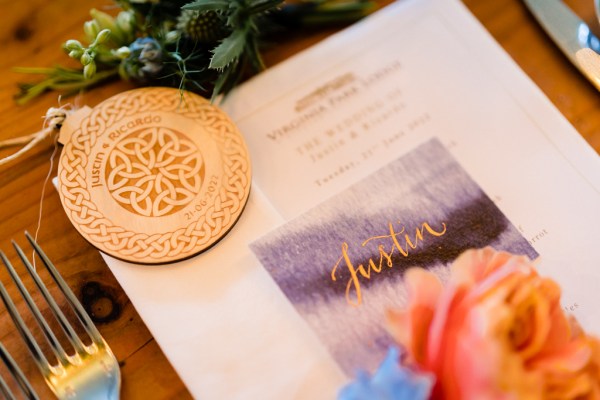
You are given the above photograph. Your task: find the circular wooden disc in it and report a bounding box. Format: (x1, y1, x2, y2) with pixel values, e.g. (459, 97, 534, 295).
(58, 87, 251, 264)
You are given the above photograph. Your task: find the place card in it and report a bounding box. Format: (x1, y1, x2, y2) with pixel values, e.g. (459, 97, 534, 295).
(57, 87, 251, 264)
(250, 138, 538, 374)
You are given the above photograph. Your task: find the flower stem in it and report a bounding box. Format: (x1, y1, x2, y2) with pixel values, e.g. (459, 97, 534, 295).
(16, 68, 119, 105)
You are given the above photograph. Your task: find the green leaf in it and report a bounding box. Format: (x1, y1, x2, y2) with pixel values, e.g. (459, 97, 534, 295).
(211, 61, 243, 103)
(248, 0, 284, 15)
(211, 68, 230, 102)
(209, 29, 247, 70)
(182, 0, 230, 11)
(245, 37, 265, 71)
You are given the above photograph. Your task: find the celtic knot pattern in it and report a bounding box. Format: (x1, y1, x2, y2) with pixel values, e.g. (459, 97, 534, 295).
(58, 87, 251, 264)
(106, 127, 204, 217)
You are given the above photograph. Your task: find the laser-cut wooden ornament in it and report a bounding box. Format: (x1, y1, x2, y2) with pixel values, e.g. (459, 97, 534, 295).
(57, 87, 251, 264)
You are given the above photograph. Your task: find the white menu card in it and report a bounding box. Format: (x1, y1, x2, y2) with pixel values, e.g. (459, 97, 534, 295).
(97, 0, 600, 398)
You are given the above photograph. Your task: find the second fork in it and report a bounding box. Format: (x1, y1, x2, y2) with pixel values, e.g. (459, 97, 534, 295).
(0, 232, 121, 400)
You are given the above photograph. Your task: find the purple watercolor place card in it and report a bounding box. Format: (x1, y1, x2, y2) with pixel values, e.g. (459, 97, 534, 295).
(250, 138, 537, 374)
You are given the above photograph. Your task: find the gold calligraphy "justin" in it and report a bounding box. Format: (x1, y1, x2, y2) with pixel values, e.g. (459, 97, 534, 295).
(330, 221, 447, 307)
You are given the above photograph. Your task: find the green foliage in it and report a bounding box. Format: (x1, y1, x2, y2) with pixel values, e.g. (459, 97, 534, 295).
(210, 29, 247, 70)
(182, 0, 230, 11)
(15, 67, 118, 105)
(16, 0, 377, 104)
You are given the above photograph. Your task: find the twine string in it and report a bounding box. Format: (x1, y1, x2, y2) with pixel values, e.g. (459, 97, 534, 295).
(0, 104, 76, 268)
(32, 131, 61, 270)
(0, 106, 74, 166)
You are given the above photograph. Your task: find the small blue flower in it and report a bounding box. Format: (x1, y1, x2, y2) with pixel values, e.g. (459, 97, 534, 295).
(338, 348, 434, 400)
(120, 37, 164, 81)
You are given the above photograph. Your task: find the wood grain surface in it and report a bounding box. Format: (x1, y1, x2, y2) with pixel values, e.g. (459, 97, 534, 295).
(0, 0, 598, 399)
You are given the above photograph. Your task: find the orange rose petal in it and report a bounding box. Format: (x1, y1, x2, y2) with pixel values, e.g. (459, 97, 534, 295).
(404, 267, 443, 308)
(451, 247, 528, 286)
(449, 249, 482, 285)
(538, 279, 562, 305)
(386, 268, 443, 363)
(386, 306, 435, 364)
(450, 247, 498, 285)
(480, 248, 516, 278)
(543, 370, 595, 399)
(426, 286, 469, 366)
(386, 309, 409, 346)
(388, 248, 600, 399)
(537, 304, 571, 356)
(588, 337, 600, 380)
(530, 339, 592, 372)
(409, 306, 435, 363)
(427, 288, 464, 365)
(451, 312, 501, 398)
(505, 284, 551, 359)
(467, 263, 529, 303)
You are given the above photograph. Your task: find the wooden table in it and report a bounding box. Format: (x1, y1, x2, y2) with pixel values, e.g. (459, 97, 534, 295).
(0, 0, 598, 398)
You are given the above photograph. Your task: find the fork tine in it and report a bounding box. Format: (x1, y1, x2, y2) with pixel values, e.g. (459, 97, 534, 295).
(0, 371, 13, 400)
(1, 236, 120, 400)
(0, 272, 51, 377)
(0, 369, 12, 400)
(12, 242, 87, 356)
(0, 342, 39, 400)
(24, 232, 105, 347)
(1, 249, 72, 367)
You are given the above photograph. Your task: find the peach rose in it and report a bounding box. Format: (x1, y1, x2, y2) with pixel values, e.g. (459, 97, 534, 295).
(387, 247, 600, 399)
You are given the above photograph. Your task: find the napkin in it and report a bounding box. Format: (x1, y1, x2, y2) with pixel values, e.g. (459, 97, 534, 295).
(102, 190, 346, 399)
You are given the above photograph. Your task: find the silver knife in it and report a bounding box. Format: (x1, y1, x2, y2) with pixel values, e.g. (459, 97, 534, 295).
(523, 0, 600, 90)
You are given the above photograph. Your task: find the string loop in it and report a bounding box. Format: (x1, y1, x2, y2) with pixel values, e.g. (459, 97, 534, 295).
(0, 104, 75, 166)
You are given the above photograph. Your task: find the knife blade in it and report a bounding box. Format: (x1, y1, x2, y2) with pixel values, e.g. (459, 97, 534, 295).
(523, 0, 600, 90)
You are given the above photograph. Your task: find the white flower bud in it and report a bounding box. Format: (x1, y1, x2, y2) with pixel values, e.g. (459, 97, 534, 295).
(113, 46, 131, 59)
(68, 49, 84, 59)
(95, 29, 111, 45)
(83, 20, 100, 42)
(83, 62, 97, 79)
(65, 40, 83, 51)
(165, 30, 180, 44)
(116, 11, 135, 34)
(80, 52, 93, 66)
(90, 8, 117, 32)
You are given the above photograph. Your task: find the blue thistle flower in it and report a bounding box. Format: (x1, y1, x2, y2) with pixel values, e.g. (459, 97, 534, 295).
(120, 37, 164, 81)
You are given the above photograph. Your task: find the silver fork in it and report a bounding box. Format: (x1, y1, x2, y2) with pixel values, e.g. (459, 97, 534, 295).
(0, 232, 120, 400)
(0, 340, 39, 399)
